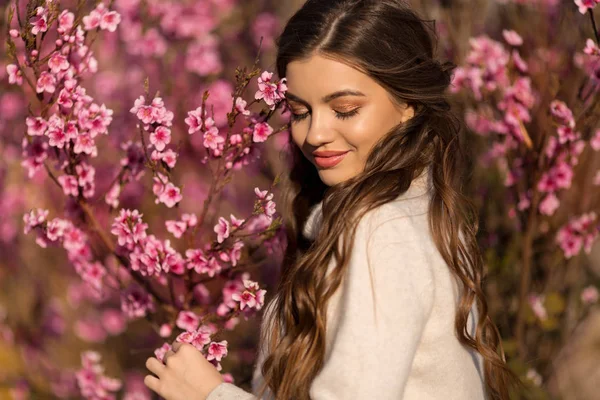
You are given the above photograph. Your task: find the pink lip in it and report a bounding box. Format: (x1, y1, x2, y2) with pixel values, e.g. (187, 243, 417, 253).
(314, 151, 349, 168)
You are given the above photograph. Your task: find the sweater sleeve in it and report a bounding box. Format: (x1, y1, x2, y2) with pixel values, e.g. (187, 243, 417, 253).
(309, 208, 436, 399)
(205, 382, 255, 400)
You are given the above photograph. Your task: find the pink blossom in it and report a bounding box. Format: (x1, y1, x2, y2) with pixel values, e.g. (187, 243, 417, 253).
(121, 284, 154, 319)
(26, 117, 47, 136)
(556, 212, 598, 258)
(23, 208, 49, 234)
(235, 97, 250, 116)
(58, 10, 75, 34)
(46, 218, 70, 241)
(214, 217, 230, 243)
(110, 209, 148, 249)
(581, 286, 599, 304)
(203, 125, 224, 150)
(149, 126, 171, 151)
(182, 213, 198, 227)
(48, 53, 70, 74)
(158, 182, 182, 208)
(254, 187, 273, 200)
(252, 122, 273, 143)
(74, 132, 97, 156)
(186, 249, 222, 277)
(254, 71, 280, 109)
(6, 64, 23, 86)
(549, 100, 575, 128)
(230, 214, 245, 229)
(159, 324, 173, 338)
(528, 294, 547, 320)
(154, 343, 171, 362)
(58, 175, 80, 197)
(36, 71, 56, 94)
(29, 8, 48, 36)
(512, 50, 528, 73)
(206, 340, 228, 362)
(591, 129, 600, 150)
(584, 38, 600, 56)
(8, 29, 19, 38)
(166, 220, 187, 238)
(232, 290, 256, 310)
(574, 0, 600, 14)
(153, 149, 178, 168)
(185, 106, 205, 134)
(502, 30, 523, 46)
(539, 193, 560, 216)
(100, 11, 121, 32)
(176, 311, 200, 332)
(83, 8, 103, 31)
(57, 89, 74, 108)
(105, 184, 121, 208)
(218, 240, 244, 267)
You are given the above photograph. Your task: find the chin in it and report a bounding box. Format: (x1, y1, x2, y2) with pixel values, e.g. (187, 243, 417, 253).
(317, 169, 353, 187)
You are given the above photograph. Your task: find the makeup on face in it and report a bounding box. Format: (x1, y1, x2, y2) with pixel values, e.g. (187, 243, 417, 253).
(285, 54, 413, 186)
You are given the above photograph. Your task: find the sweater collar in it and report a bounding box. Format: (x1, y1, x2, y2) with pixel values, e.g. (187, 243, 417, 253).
(301, 168, 432, 240)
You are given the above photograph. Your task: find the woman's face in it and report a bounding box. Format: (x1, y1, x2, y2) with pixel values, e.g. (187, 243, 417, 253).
(285, 54, 414, 186)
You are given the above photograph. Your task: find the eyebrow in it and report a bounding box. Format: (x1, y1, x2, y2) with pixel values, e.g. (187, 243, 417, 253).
(285, 89, 366, 106)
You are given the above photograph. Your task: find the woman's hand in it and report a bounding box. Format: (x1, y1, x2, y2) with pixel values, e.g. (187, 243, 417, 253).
(144, 341, 224, 400)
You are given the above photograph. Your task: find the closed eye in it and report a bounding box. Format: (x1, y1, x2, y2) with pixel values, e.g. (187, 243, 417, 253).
(290, 108, 360, 123)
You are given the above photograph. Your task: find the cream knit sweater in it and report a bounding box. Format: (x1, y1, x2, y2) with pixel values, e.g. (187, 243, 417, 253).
(207, 171, 487, 399)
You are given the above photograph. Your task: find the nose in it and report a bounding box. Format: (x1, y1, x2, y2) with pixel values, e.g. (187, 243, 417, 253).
(305, 108, 335, 148)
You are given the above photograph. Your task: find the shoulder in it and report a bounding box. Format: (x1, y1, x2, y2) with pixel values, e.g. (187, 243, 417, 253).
(354, 191, 431, 243)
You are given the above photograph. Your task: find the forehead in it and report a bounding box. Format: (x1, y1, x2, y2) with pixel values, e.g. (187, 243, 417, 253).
(285, 54, 375, 99)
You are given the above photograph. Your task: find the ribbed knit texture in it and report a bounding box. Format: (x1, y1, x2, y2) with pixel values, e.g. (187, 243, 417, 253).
(207, 171, 487, 399)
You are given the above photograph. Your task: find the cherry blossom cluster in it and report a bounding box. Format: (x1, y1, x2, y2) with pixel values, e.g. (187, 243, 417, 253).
(452, 31, 535, 147)
(23, 208, 107, 293)
(555, 212, 599, 258)
(8, 2, 286, 395)
(75, 351, 122, 400)
(528, 100, 585, 216)
(130, 95, 182, 208)
(9, 3, 120, 190)
(120, 284, 155, 320)
(153, 278, 265, 370)
(183, 70, 285, 167)
(113, 0, 231, 66)
(255, 71, 288, 110)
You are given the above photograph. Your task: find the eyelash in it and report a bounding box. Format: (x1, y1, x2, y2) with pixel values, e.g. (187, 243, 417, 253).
(290, 108, 359, 122)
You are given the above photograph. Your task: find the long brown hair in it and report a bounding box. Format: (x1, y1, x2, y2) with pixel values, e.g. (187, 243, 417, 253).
(257, 1, 520, 399)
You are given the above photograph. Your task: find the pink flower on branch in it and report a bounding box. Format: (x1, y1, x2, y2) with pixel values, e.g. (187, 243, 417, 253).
(574, 0, 600, 14)
(6, 64, 23, 86)
(176, 311, 200, 332)
(29, 7, 49, 36)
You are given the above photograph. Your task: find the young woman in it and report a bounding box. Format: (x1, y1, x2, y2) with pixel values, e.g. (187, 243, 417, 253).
(144, 1, 520, 399)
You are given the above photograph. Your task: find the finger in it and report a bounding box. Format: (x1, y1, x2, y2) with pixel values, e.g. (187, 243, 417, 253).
(143, 374, 163, 397)
(163, 349, 177, 367)
(145, 357, 166, 377)
(171, 340, 183, 352)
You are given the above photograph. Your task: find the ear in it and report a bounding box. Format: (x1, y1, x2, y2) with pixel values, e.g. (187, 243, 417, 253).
(400, 103, 415, 124)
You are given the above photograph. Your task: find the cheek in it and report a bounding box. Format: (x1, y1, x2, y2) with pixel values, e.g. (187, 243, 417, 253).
(289, 127, 302, 147)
